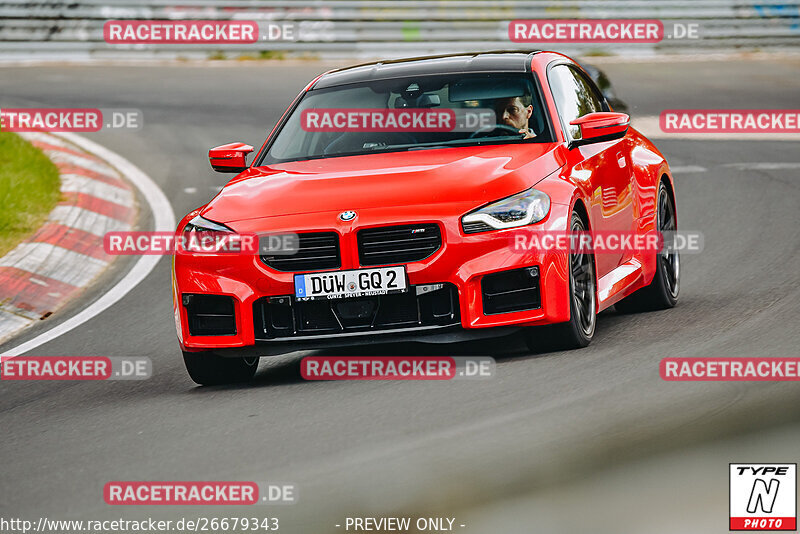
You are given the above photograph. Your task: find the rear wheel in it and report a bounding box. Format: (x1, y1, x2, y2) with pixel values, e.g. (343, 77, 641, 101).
(615, 180, 680, 313)
(526, 211, 596, 352)
(182, 351, 259, 385)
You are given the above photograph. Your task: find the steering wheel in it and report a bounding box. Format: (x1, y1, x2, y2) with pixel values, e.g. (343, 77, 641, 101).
(468, 123, 526, 139)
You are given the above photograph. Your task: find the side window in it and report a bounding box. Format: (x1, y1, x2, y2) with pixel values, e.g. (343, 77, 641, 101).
(549, 65, 604, 140)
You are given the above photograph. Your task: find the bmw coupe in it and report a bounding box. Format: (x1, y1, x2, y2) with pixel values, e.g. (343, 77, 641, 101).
(173, 51, 679, 384)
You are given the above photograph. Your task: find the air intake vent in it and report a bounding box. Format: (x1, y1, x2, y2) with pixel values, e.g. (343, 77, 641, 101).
(481, 267, 541, 315)
(183, 294, 237, 336)
(253, 283, 459, 339)
(261, 232, 340, 272)
(357, 224, 441, 266)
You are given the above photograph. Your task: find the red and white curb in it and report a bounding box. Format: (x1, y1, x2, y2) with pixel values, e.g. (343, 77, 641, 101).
(0, 131, 137, 344)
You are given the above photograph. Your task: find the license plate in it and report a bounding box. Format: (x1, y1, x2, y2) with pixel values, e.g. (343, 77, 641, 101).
(294, 266, 407, 300)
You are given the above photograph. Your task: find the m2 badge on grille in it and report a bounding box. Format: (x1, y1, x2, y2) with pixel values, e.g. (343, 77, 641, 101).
(295, 266, 407, 300)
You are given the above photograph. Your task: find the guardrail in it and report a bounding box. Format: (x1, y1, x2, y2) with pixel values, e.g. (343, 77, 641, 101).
(1, 0, 799, 60)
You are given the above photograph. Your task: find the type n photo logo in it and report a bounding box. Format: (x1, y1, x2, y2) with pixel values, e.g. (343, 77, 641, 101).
(730, 464, 797, 530)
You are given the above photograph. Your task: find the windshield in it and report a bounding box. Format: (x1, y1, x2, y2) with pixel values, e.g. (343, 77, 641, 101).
(260, 73, 552, 164)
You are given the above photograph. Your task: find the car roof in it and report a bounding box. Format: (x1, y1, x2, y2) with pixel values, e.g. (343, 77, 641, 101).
(312, 50, 542, 90)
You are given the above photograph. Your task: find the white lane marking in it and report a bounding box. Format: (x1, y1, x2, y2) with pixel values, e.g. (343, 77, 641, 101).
(60, 174, 135, 206)
(722, 162, 800, 170)
(2, 132, 176, 357)
(633, 116, 800, 141)
(183, 187, 198, 194)
(668, 165, 707, 173)
(0, 243, 108, 287)
(49, 205, 131, 236)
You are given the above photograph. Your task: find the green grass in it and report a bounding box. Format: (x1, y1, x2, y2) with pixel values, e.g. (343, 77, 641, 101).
(582, 49, 615, 57)
(233, 50, 288, 61)
(0, 131, 62, 257)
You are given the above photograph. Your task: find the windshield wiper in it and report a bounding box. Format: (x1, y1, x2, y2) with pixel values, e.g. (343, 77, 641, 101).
(271, 136, 536, 163)
(407, 146, 448, 151)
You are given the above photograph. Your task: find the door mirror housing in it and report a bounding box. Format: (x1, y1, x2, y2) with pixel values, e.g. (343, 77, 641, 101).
(209, 142, 254, 173)
(568, 112, 630, 148)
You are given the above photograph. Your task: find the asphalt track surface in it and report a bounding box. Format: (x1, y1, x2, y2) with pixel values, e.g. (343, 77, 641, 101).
(1, 57, 800, 533)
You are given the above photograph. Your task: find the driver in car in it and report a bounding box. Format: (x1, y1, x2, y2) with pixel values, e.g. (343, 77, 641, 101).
(494, 94, 536, 139)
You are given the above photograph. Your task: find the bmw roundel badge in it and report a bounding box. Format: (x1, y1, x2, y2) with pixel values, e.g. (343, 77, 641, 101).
(339, 210, 357, 221)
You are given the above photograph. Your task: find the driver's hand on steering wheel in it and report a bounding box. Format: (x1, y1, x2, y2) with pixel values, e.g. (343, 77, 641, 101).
(519, 127, 536, 139)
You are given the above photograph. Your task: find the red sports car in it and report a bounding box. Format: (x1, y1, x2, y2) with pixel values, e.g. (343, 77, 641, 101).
(173, 51, 679, 385)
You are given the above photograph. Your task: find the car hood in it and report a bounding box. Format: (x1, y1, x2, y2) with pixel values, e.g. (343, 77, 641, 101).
(201, 143, 565, 224)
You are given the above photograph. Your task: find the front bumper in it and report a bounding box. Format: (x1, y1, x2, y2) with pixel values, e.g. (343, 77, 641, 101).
(203, 324, 524, 358)
(173, 203, 572, 355)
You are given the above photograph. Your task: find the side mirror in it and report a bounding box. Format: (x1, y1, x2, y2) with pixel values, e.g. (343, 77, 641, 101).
(569, 112, 630, 148)
(209, 142, 254, 173)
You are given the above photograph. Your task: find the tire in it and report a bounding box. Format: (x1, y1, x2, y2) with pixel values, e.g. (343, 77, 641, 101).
(182, 351, 259, 385)
(614, 180, 680, 313)
(526, 210, 597, 352)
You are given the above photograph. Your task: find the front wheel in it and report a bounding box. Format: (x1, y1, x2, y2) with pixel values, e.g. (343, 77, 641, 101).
(526, 211, 596, 352)
(182, 351, 259, 385)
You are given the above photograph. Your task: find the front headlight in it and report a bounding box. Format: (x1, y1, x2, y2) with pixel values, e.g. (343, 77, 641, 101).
(461, 188, 550, 234)
(183, 215, 234, 234)
(179, 215, 242, 255)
